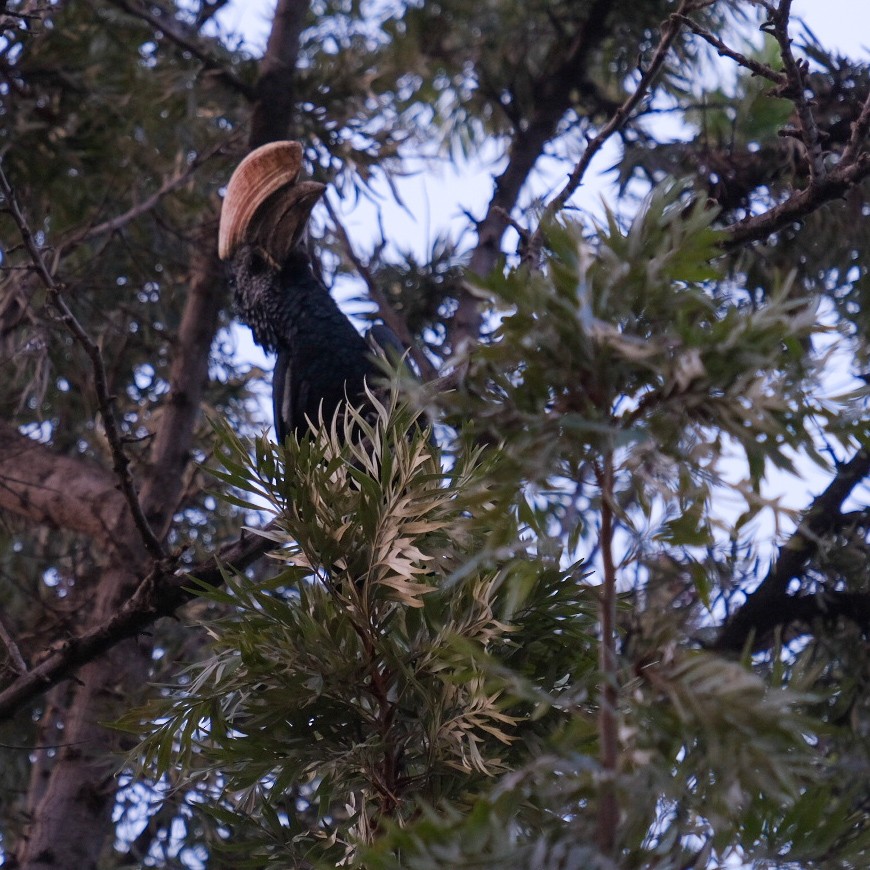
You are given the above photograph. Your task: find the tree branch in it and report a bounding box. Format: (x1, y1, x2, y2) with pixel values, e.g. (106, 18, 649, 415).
(0, 420, 136, 545)
(716, 447, 870, 652)
(249, 0, 310, 148)
(529, 0, 693, 264)
(0, 611, 28, 675)
(723, 151, 870, 249)
(675, 13, 786, 85)
(60, 136, 235, 251)
(747, 590, 870, 647)
(136, 214, 225, 538)
(0, 162, 166, 560)
(323, 195, 439, 382)
(595, 453, 619, 856)
(450, 0, 616, 351)
(0, 524, 274, 720)
(841, 85, 870, 166)
(764, 0, 826, 181)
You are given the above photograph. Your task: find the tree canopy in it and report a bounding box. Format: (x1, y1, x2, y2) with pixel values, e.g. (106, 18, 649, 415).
(2, 0, 870, 867)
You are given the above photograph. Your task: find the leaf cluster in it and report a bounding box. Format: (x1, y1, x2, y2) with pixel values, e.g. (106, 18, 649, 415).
(129, 394, 598, 866)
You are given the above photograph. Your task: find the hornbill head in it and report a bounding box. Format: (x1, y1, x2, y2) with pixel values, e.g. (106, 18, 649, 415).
(218, 141, 326, 351)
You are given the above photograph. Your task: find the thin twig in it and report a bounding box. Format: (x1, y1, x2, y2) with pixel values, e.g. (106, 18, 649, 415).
(0, 612, 28, 675)
(449, 0, 615, 351)
(527, 0, 693, 263)
(595, 452, 619, 856)
(323, 195, 439, 382)
(766, 0, 826, 182)
(61, 136, 235, 250)
(0, 162, 166, 560)
(675, 13, 786, 85)
(841, 87, 870, 166)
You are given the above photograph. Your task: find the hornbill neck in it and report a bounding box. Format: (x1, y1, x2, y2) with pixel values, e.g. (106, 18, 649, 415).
(279, 248, 317, 297)
(277, 250, 371, 352)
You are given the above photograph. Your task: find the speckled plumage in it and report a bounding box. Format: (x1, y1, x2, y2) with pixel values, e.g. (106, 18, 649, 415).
(228, 243, 380, 442)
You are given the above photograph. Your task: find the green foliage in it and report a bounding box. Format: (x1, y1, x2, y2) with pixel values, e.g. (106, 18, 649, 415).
(128, 169, 870, 862)
(5, 1, 870, 867)
(130, 393, 600, 866)
(449, 179, 823, 574)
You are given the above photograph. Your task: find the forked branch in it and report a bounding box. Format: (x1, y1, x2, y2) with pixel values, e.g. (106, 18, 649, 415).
(716, 448, 870, 652)
(0, 524, 274, 719)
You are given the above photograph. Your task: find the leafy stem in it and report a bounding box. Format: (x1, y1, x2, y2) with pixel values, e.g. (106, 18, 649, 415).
(595, 449, 619, 855)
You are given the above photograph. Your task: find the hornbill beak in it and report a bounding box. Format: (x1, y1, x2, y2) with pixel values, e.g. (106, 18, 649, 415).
(218, 141, 326, 265)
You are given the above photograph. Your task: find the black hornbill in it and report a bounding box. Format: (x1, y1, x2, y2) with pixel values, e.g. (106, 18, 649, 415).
(218, 142, 403, 443)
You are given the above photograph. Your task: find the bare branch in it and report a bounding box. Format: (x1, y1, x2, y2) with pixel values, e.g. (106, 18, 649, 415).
(765, 0, 826, 181)
(595, 453, 619, 856)
(841, 87, 870, 166)
(0, 165, 165, 559)
(527, 0, 692, 265)
(0, 524, 274, 720)
(323, 196, 439, 383)
(675, 13, 786, 85)
(137, 215, 225, 538)
(716, 447, 870, 652)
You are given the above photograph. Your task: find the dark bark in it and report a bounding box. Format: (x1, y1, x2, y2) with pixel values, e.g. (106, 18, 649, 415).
(248, 0, 310, 148)
(14, 572, 150, 870)
(140, 215, 224, 538)
(451, 0, 615, 349)
(716, 449, 870, 652)
(9, 215, 225, 870)
(106, 0, 254, 98)
(0, 525, 272, 720)
(723, 153, 870, 250)
(0, 421, 131, 549)
(8, 3, 311, 860)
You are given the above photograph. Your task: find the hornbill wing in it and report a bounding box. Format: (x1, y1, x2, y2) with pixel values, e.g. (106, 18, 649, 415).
(273, 348, 291, 444)
(274, 348, 319, 443)
(367, 323, 434, 442)
(272, 325, 419, 443)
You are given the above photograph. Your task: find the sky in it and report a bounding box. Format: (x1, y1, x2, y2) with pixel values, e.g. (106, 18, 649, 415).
(213, 0, 870, 300)
(218, 4, 870, 361)
(217, 0, 870, 524)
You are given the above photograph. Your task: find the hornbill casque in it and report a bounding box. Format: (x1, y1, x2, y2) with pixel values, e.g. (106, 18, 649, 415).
(218, 141, 405, 443)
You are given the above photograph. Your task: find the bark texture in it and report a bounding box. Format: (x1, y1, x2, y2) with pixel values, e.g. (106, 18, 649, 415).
(6, 4, 310, 864)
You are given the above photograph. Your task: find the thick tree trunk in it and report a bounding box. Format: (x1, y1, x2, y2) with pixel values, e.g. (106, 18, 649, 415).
(249, 0, 309, 148)
(9, 0, 310, 852)
(16, 627, 149, 868)
(12, 225, 224, 869)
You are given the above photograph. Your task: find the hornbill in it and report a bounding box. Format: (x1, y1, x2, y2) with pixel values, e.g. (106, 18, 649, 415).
(218, 142, 404, 442)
